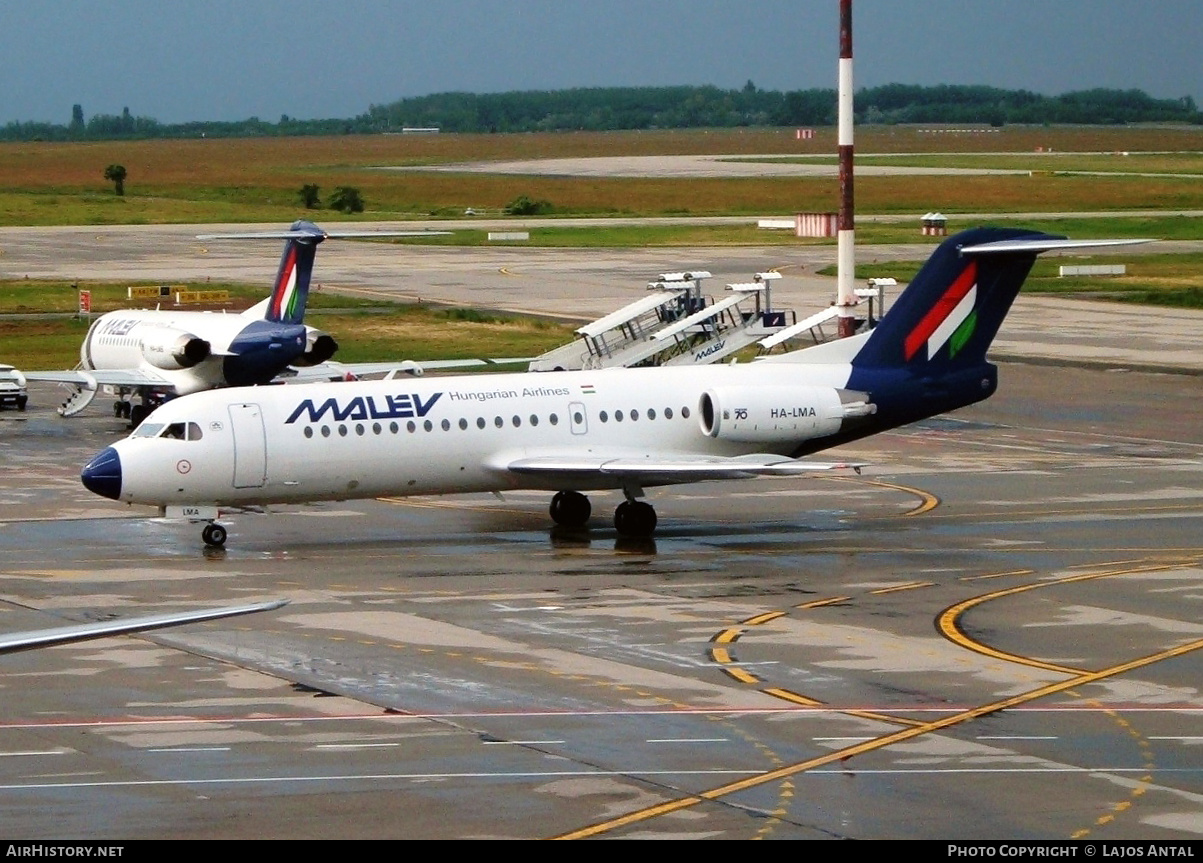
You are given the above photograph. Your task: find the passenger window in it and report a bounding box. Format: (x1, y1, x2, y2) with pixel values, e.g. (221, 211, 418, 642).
(356, 423, 365, 436)
(338, 425, 348, 437)
(599, 410, 608, 422)
(494, 416, 503, 428)
(304, 427, 313, 439)
(681, 406, 690, 418)
(665, 407, 673, 419)
(321, 426, 331, 437)
(477, 417, 486, 429)
(615, 410, 624, 422)
(424, 420, 433, 432)
(512, 415, 521, 427)
(459, 418, 468, 430)
(530, 414, 539, 427)
(647, 408, 656, 420)
(407, 421, 416, 433)
(550, 413, 559, 425)
(389, 422, 399, 434)
(373, 423, 382, 435)
(441, 419, 451, 431)
(630, 410, 638, 421)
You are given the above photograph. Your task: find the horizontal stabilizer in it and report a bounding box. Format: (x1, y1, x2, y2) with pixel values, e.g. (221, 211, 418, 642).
(197, 228, 452, 240)
(285, 357, 535, 382)
(959, 237, 1154, 255)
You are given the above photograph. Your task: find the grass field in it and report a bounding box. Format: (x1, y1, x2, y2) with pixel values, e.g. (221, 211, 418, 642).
(3, 126, 1202, 227)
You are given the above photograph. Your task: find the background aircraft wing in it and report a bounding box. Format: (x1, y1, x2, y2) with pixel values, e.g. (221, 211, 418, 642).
(281, 357, 535, 382)
(24, 368, 174, 389)
(506, 453, 866, 483)
(0, 599, 288, 655)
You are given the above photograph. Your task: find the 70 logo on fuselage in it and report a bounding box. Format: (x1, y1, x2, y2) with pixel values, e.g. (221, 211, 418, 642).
(285, 392, 443, 424)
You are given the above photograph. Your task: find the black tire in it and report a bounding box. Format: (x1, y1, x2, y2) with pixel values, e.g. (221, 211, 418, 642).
(202, 523, 228, 548)
(614, 500, 657, 537)
(549, 490, 591, 527)
(129, 403, 148, 427)
(16, 396, 27, 411)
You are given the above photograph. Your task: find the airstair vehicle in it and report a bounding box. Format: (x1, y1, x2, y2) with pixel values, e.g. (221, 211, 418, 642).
(528, 271, 795, 372)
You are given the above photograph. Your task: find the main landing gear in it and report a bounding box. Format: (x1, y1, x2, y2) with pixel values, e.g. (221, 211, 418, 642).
(201, 522, 228, 548)
(114, 398, 150, 427)
(114, 393, 164, 427)
(548, 490, 658, 538)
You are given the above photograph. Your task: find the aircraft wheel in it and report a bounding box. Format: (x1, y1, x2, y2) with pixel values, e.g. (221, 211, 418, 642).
(549, 490, 591, 527)
(614, 500, 657, 537)
(113, 400, 125, 418)
(129, 404, 148, 427)
(202, 523, 228, 548)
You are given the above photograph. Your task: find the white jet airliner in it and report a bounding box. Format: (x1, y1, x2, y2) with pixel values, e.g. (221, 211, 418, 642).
(79, 228, 1148, 547)
(24, 221, 480, 424)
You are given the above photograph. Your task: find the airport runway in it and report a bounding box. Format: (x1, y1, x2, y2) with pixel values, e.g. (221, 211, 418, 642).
(3, 359, 1203, 839)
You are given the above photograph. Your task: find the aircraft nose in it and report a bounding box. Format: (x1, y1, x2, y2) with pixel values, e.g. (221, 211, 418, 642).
(81, 447, 122, 500)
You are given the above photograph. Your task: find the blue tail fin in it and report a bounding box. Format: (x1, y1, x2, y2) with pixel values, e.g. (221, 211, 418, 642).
(851, 227, 1063, 373)
(265, 220, 326, 325)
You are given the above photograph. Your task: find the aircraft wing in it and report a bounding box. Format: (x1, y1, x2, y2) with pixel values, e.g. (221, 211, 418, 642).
(24, 368, 174, 389)
(281, 357, 535, 382)
(507, 453, 865, 483)
(0, 599, 288, 655)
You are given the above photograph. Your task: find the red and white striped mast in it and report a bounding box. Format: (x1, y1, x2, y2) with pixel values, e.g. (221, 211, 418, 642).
(836, 0, 858, 338)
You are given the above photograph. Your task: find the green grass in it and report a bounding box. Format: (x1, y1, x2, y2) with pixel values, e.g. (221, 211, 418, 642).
(0, 278, 576, 370)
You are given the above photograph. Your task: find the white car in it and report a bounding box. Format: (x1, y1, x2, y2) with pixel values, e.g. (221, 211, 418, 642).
(0, 364, 28, 411)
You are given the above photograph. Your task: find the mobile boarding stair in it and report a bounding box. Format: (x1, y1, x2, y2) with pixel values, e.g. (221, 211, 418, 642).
(528, 271, 793, 371)
(527, 272, 707, 371)
(659, 273, 793, 365)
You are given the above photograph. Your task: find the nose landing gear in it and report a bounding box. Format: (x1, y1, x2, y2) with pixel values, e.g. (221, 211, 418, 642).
(201, 522, 228, 548)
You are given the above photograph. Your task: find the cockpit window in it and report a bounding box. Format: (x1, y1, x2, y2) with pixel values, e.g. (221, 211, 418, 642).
(132, 422, 165, 438)
(159, 421, 203, 441)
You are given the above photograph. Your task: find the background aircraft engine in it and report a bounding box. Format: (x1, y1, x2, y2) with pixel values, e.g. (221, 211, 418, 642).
(699, 385, 873, 444)
(140, 328, 211, 370)
(292, 327, 339, 366)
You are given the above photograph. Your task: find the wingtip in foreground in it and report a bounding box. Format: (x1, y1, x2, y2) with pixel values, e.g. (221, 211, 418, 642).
(0, 599, 289, 655)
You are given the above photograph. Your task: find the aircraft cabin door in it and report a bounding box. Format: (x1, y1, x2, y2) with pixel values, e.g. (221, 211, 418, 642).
(568, 401, 588, 435)
(228, 402, 267, 488)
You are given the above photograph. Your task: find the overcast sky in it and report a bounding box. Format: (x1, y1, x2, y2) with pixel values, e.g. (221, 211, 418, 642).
(2, 0, 1199, 125)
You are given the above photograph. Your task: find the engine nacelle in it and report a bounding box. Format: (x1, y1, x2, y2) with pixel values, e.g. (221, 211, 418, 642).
(291, 327, 339, 367)
(140, 328, 211, 371)
(699, 385, 875, 444)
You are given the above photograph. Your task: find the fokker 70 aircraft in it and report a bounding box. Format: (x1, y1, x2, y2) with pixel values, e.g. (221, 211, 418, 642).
(24, 221, 489, 424)
(79, 228, 1146, 547)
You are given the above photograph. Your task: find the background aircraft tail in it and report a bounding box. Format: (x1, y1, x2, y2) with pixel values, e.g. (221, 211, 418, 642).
(264, 220, 326, 325)
(850, 227, 1059, 374)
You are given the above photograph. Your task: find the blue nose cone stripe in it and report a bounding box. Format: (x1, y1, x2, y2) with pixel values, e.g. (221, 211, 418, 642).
(81, 447, 122, 500)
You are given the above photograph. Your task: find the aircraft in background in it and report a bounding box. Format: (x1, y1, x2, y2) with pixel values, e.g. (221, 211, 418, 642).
(0, 599, 287, 655)
(78, 228, 1149, 547)
(23, 221, 498, 425)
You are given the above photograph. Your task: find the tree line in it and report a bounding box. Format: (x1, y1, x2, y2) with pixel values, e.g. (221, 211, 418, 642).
(3, 84, 1199, 142)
